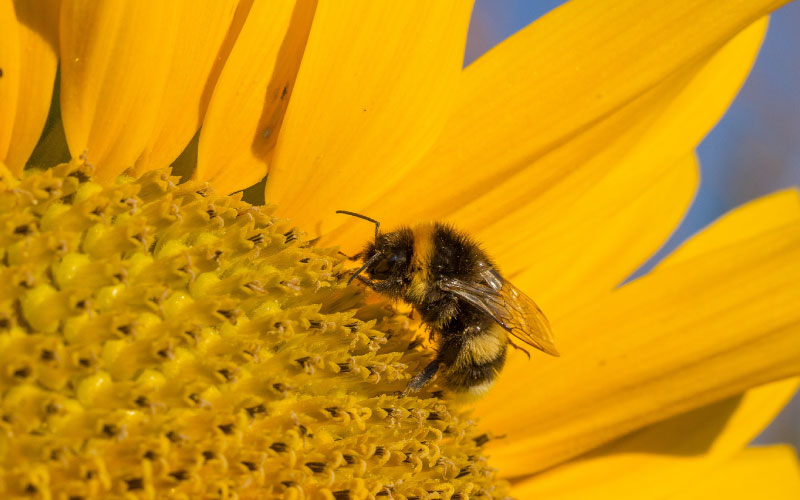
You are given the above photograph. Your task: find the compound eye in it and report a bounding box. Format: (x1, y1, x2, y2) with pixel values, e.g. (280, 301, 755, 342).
(388, 253, 406, 266)
(368, 256, 392, 279)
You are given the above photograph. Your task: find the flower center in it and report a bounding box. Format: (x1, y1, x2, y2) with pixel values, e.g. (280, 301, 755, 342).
(0, 161, 509, 498)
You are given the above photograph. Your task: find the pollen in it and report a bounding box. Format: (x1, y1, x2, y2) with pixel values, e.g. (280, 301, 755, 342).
(0, 161, 510, 499)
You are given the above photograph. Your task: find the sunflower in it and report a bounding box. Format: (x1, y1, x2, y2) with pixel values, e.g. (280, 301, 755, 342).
(1, 0, 799, 499)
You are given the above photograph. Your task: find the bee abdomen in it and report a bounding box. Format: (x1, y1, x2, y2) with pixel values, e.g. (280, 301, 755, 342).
(443, 326, 507, 396)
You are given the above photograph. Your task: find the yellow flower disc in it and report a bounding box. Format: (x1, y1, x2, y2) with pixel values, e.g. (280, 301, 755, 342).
(0, 162, 509, 499)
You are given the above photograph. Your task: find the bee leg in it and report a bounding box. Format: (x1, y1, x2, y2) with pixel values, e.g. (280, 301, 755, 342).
(402, 359, 441, 396)
(338, 250, 362, 261)
(507, 337, 531, 360)
(355, 274, 378, 289)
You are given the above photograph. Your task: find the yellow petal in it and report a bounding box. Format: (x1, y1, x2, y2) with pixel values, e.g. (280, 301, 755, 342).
(368, 0, 786, 220)
(326, 0, 781, 244)
(676, 446, 800, 500)
(195, 0, 316, 195)
(328, 12, 767, 269)
(264, 1, 473, 230)
(512, 377, 799, 499)
(663, 189, 800, 266)
(0, 0, 59, 175)
(473, 151, 697, 333)
(478, 18, 767, 311)
(59, 1, 182, 184)
(477, 150, 696, 314)
(132, 0, 239, 174)
(508, 191, 798, 497)
(0, 1, 22, 168)
(476, 191, 800, 476)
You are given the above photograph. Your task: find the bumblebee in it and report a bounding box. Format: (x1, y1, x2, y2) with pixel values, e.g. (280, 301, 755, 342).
(337, 210, 559, 397)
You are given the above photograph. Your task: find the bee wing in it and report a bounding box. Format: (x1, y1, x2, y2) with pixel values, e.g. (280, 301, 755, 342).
(440, 266, 559, 356)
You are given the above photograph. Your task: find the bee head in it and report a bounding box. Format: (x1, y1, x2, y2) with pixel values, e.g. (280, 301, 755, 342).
(362, 230, 413, 281)
(335, 211, 413, 288)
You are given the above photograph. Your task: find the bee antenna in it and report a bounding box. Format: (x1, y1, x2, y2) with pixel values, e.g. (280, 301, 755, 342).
(336, 210, 380, 241)
(347, 252, 383, 286)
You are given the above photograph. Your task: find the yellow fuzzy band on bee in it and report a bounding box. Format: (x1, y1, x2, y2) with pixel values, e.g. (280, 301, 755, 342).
(406, 223, 436, 303)
(411, 222, 437, 264)
(465, 380, 495, 398)
(454, 327, 508, 368)
(406, 277, 427, 303)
